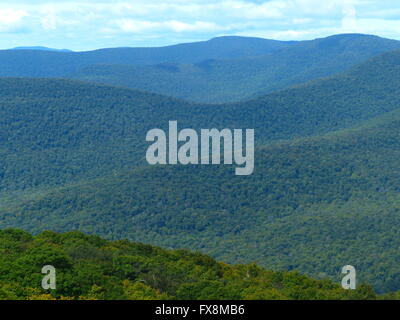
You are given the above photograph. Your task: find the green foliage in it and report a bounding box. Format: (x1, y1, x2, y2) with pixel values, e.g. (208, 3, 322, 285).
(0, 229, 388, 300)
(0, 36, 294, 78)
(2, 34, 400, 103)
(2, 48, 400, 197)
(3, 107, 400, 292)
(2, 36, 400, 296)
(68, 34, 400, 103)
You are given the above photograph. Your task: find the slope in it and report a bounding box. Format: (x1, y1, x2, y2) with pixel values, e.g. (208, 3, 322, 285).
(2, 49, 400, 196)
(0, 229, 383, 300)
(68, 34, 400, 103)
(0, 36, 295, 78)
(2, 108, 400, 293)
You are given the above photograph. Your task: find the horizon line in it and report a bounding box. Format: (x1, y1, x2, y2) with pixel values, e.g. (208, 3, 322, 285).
(1, 32, 390, 53)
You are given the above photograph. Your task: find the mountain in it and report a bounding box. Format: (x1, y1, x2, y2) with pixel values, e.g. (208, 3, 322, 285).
(0, 36, 295, 78)
(2, 107, 400, 293)
(1, 34, 400, 103)
(68, 34, 400, 103)
(10, 46, 73, 53)
(2, 49, 400, 195)
(2, 50, 400, 292)
(0, 229, 384, 300)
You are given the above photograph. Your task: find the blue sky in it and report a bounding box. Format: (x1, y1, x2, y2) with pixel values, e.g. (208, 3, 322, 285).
(1, 0, 400, 51)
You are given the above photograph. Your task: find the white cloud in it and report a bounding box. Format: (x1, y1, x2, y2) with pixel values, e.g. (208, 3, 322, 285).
(0, 8, 28, 31)
(114, 19, 226, 33)
(273, 29, 312, 38)
(115, 19, 159, 33)
(292, 18, 313, 24)
(341, 0, 357, 32)
(165, 20, 223, 32)
(219, 1, 286, 19)
(0, 0, 399, 50)
(40, 6, 57, 30)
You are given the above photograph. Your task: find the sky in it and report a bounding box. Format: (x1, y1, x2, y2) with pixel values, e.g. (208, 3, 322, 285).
(1, 0, 400, 51)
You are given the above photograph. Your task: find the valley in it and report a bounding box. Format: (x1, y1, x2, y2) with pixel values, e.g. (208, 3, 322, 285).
(1, 33, 400, 296)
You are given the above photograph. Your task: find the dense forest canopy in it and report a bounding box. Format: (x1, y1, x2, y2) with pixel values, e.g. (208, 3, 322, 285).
(3, 107, 400, 292)
(2, 34, 400, 298)
(69, 34, 400, 103)
(0, 229, 393, 300)
(0, 36, 296, 77)
(1, 34, 400, 103)
(2, 49, 400, 195)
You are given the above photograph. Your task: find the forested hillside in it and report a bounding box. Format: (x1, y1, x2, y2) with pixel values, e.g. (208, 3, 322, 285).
(0, 36, 294, 78)
(1, 49, 400, 196)
(3, 107, 400, 292)
(2, 39, 400, 295)
(68, 34, 400, 102)
(0, 228, 390, 300)
(1, 34, 400, 103)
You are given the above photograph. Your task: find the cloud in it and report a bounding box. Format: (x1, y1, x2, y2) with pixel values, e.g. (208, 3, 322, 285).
(0, 0, 399, 50)
(40, 6, 57, 30)
(114, 19, 225, 33)
(0, 8, 28, 31)
(218, 1, 286, 19)
(165, 20, 224, 32)
(341, 0, 357, 32)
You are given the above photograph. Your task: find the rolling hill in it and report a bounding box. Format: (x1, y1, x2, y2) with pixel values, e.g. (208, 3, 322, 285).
(1, 34, 400, 103)
(0, 229, 384, 300)
(68, 34, 400, 103)
(0, 36, 295, 78)
(2, 107, 400, 293)
(1, 48, 400, 196)
(2, 50, 400, 292)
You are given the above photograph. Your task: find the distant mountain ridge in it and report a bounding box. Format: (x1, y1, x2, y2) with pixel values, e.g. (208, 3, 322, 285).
(0, 36, 296, 78)
(2, 34, 400, 103)
(68, 34, 400, 103)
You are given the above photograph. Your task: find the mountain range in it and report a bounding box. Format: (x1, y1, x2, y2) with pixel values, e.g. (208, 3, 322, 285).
(0, 36, 294, 78)
(68, 34, 400, 103)
(1, 34, 400, 294)
(1, 34, 400, 103)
